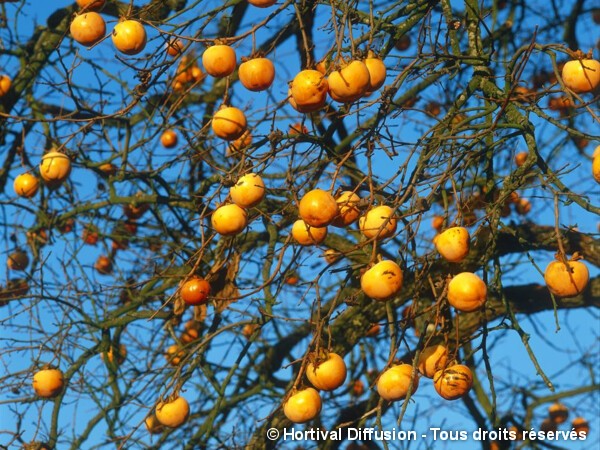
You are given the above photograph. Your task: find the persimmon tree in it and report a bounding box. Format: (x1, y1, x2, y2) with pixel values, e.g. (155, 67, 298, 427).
(0, 0, 599, 449)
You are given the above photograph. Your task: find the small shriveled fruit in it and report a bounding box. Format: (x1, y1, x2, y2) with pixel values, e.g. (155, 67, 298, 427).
(165, 345, 184, 366)
(306, 352, 347, 391)
(377, 364, 419, 401)
(447, 272, 487, 312)
(515, 151, 528, 167)
(181, 323, 200, 344)
(283, 387, 322, 423)
(161, 129, 178, 148)
(417, 345, 449, 378)
(433, 364, 473, 400)
(331, 191, 361, 227)
(292, 219, 327, 246)
(112, 20, 147, 55)
(70, 12, 106, 46)
(145, 414, 164, 434)
(211, 204, 248, 236)
(7, 250, 29, 271)
(0, 74, 11, 97)
(323, 249, 340, 264)
(432, 215, 444, 232)
(202, 44, 236, 78)
(101, 344, 127, 365)
(515, 198, 531, 215)
(33, 368, 65, 398)
(361, 260, 403, 301)
(548, 402, 569, 424)
(230, 173, 265, 208)
(211, 106, 247, 141)
(166, 39, 184, 57)
(298, 189, 339, 228)
(155, 396, 190, 428)
(13, 173, 39, 198)
(227, 130, 252, 157)
(359, 205, 397, 240)
(180, 277, 211, 305)
(94, 255, 113, 274)
(544, 257, 589, 298)
(434, 226, 470, 263)
(561, 58, 600, 93)
(238, 57, 275, 91)
(571, 417, 589, 435)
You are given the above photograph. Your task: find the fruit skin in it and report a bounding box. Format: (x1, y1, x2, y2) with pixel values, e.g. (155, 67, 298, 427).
(166, 39, 183, 57)
(0, 74, 11, 97)
(165, 345, 184, 366)
(292, 219, 327, 246)
(433, 364, 473, 400)
(331, 191, 361, 227)
(540, 417, 557, 433)
(101, 344, 127, 365)
(432, 215, 444, 232)
(365, 55, 387, 91)
(593, 149, 600, 184)
(306, 352, 347, 391)
(515, 151, 528, 167)
(211, 204, 248, 236)
(544, 259, 589, 298)
(361, 260, 403, 301)
(298, 189, 339, 228)
(377, 364, 419, 401)
(76, 0, 106, 11)
(248, 0, 277, 6)
(181, 323, 200, 344)
(359, 205, 397, 240)
(561, 59, 600, 93)
(180, 277, 211, 305)
(155, 396, 190, 428)
(289, 122, 308, 135)
(98, 163, 117, 176)
(39, 150, 71, 187)
(7, 250, 29, 271)
(571, 417, 589, 435)
(160, 129, 178, 148)
(290, 70, 329, 113)
(447, 272, 487, 312)
(70, 12, 106, 46)
(323, 249, 340, 264)
(211, 106, 247, 141)
(94, 255, 113, 274)
(14, 173, 39, 198)
(434, 226, 470, 263)
(417, 345, 449, 378)
(112, 20, 147, 56)
(202, 44, 236, 78)
(230, 173, 266, 208)
(33, 368, 65, 398)
(328, 60, 371, 103)
(145, 414, 164, 434)
(283, 387, 322, 423)
(548, 402, 569, 424)
(238, 57, 275, 91)
(227, 130, 252, 157)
